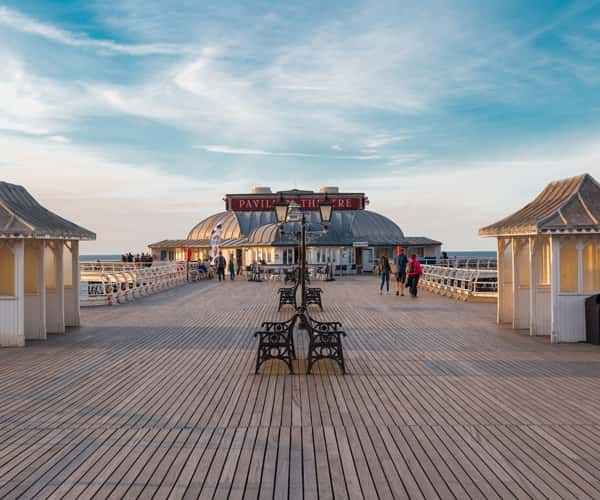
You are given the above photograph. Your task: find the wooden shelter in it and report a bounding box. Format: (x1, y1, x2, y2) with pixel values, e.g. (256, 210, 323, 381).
(480, 173, 600, 342)
(0, 182, 95, 346)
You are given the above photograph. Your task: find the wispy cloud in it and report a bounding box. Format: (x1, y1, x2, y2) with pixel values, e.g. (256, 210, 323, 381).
(0, 53, 87, 136)
(48, 135, 71, 143)
(197, 145, 379, 160)
(364, 134, 410, 149)
(198, 145, 319, 157)
(0, 5, 196, 56)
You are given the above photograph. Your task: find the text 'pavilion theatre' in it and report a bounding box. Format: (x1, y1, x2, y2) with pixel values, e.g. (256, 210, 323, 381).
(149, 187, 441, 272)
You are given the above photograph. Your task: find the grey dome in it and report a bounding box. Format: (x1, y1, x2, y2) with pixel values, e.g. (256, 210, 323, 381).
(187, 211, 240, 240)
(351, 210, 404, 244)
(242, 210, 404, 246)
(187, 209, 403, 245)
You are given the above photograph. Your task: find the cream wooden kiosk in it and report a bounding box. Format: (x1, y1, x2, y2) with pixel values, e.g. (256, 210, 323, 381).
(480, 174, 600, 343)
(0, 182, 95, 347)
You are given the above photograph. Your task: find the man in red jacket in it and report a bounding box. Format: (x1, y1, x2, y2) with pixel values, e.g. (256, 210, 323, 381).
(406, 254, 423, 297)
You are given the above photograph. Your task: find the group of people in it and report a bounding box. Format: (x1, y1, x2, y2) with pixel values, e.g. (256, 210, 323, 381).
(378, 247, 423, 297)
(213, 251, 237, 282)
(121, 252, 153, 267)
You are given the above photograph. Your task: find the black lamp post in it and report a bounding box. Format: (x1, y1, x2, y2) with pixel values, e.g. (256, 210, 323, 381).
(274, 194, 333, 312)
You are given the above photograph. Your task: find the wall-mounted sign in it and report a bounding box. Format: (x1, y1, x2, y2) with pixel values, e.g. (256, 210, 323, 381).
(226, 195, 364, 211)
(353, 241, 369, 247)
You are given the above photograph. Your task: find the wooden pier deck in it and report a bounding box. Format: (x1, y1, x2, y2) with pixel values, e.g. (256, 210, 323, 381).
(1, 276, 600, 499)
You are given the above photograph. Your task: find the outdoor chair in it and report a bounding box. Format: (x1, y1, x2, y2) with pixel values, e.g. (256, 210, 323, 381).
(284, 269, 296, 284)
(305, 314, 347, 374)
(254, 317, 296, 374)
(278, 286, 297, 310)
(305, 287, 323, 311)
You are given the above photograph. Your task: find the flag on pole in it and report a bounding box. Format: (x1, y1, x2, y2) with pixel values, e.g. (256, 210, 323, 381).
(209, 220, 224, 263)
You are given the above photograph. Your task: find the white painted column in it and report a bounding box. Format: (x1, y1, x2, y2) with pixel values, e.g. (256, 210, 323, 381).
(64, 240, 80, 327)
(0, 240, 26, 346)
(511, 238, 519, 329)
(550, 236, 560, 343)
(15, 240, 25, 346)
(46, 241, 65, 334)
(24, 240, 46, 340)
(529, 236, 536, 336)
(497, 237, 504, 324)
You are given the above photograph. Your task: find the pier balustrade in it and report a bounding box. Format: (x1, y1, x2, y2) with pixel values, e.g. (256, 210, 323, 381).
(80, 261, 191, 306)
(420, 263, 497, 301)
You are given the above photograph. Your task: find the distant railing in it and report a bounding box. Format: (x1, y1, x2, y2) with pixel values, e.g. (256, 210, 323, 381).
(80, 261, 173, 273)
(430, 257, 497, 270)
(419, 264, 497, 301)
(80, 261, 202, 306)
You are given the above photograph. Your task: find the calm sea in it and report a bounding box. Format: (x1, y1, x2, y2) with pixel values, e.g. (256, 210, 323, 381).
(447, 250, 496, 259)
(80, 254, 121, 262)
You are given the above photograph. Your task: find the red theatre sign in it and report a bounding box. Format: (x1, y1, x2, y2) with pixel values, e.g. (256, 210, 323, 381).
(227, 195, 364, 211)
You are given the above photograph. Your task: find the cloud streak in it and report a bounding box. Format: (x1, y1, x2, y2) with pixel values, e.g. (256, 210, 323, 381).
(0, 5, 196, 56)
(196, 145, 380, 160)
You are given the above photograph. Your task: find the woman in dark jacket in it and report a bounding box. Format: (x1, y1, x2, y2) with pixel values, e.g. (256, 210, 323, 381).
(379, 254, 391, 295)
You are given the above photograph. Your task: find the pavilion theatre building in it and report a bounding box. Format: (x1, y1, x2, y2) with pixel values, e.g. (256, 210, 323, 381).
(149, 187, 441, 272)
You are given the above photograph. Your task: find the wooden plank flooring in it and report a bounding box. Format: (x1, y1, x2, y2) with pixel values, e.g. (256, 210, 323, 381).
(1, 276, 600, 499)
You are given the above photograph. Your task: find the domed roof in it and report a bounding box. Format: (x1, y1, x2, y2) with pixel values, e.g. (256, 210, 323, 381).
(244, 210, 404, 246)
(351, 210, 404, 244)
(187, 208, 404, 245)
(187, 211, 240, 240)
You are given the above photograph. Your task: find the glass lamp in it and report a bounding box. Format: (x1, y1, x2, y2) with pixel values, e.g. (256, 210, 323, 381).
(273, 196, 290, 224)
(319, 197, 333, 224)
(287, 201, 302, 222)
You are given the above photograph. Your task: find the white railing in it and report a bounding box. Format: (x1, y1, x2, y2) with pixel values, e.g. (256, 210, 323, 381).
(434, 257, 497, 270)
(419, 264, 497, 301)
(80, 261, 174, 273)
(80, 261, 194, 306)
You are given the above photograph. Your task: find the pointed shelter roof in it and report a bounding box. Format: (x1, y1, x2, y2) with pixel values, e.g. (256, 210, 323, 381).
(479, 174, 600, 237)
(0, 182, 95, 240)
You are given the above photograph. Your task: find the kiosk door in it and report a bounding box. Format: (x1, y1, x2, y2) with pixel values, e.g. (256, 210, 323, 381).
(361, 248, 374, 272)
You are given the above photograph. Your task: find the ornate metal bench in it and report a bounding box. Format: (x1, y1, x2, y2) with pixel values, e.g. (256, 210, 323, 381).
(254, 317, 296, 374)
(278, 286, 297, 311)
(305, 315, 347, 374)
(305, 287, 323, 311)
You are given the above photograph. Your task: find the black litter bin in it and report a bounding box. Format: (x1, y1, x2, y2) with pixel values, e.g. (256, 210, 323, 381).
(585, 294, 600, 345)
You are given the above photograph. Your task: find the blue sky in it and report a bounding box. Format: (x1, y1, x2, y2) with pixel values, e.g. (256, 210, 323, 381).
(1, 0, 600, 252)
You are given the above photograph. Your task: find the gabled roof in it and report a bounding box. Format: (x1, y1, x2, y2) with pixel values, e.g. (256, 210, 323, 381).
(0, 182, 95, 240)
(400, 236, 443, 246)
(479, 174, 600, 237)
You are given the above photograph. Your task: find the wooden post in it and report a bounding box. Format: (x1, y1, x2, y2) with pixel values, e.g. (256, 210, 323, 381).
(15, 240, 25, 346)
(550, 236, 560, 343)
(511, 237, 519, 329)
(46, 241, 65, 334)
(497, 238, 503, 324)
(65, 240, 80, 327)
(529, 236, 536, 336)
(24, 240, 46, 340)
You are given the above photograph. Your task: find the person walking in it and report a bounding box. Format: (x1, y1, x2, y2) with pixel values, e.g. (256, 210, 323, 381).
(379, 253, 391, 294)
(228, 255, 235, 281)
(406, 254, 423, 297)
(394, 247, 408, 296)
(215, 251, 226, 282)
